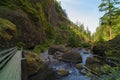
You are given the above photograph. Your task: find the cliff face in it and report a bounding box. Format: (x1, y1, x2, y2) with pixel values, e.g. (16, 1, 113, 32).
(0, 0, 67, 49)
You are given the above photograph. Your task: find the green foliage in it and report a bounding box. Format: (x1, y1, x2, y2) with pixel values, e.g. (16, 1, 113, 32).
(0, 18, 16, 40)
(54, 0, 67, 17)
(59, 24, 68, 30)
(101, 65, 120, 80)
(80, 42, 91, 48)
(67, 34, 79, 47)
(33, 40, 52, 53)
(33, 45, 46, 53)
(36, 2, 55, 39)
(105, 50, 113, 57)
(16, 42, 25, 49)
(102, 64, 112, 73)
(18, 0, 40, 23)
(94, 0, 120, 42)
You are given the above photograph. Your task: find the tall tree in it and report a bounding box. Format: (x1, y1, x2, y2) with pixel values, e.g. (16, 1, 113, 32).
(99, 0, 120, 40)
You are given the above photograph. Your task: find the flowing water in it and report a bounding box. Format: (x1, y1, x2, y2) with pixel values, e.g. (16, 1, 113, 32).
(41, 49, 93, 80)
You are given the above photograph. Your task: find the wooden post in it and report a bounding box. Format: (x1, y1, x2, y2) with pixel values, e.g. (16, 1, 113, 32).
(21, 50, 28, 80)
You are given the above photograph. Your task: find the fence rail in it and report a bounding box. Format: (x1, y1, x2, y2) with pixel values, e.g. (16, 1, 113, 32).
(0, 47, 16, 56)
(0, 47, 28, 80)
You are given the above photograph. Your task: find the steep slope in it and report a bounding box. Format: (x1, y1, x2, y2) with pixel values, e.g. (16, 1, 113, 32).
(0, 0, 67, 49)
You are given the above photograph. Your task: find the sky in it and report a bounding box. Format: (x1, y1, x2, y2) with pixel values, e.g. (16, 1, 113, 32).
(57, 0, 103, 33)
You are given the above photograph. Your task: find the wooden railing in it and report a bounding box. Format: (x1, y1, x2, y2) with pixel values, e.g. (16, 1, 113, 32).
(0, 47, 28, 80)
(0, 47, 17, 69)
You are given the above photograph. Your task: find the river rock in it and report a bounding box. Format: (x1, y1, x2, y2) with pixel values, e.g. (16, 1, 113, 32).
(62, 51, 82, 63)
(57, 69, 69, 76)
(85, 57, 101, 73)
(83, 51, 89, 54)
(52, 51, 63, 59)
(76, 63, 83, 69)
(92, 44, 107, 57)
(24, 51, 43, 76)
(79, 69, 87, 75)
(86, 57, 100, 64)
(48, 45, 66, 55)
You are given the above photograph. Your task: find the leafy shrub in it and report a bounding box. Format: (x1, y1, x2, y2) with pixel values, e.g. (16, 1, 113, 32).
(33, 40, 52, 53)
(80, 42, 91, 48)
(0, 18, 16, 40)
(34, 45, 46, 53)
(16, 42, 25, 49)
(67, 35, 79, 47)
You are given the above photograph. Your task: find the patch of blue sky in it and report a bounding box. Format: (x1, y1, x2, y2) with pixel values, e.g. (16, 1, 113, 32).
(57, 0, 104, 33)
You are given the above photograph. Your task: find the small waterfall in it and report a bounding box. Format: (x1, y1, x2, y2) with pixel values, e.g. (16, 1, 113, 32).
(79, 49, 92, 65)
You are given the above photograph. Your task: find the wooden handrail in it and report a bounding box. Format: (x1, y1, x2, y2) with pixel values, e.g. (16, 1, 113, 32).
(0, 49, 17, 63)
(0, 48, 17, 70)
(0, 47, 28, 80)
(0, 47, 16, 56)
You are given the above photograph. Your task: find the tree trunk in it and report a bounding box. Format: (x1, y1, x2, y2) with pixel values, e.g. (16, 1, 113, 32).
(109, 27, 112, 40)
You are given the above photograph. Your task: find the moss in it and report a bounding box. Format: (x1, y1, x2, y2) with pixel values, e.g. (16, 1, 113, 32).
(24, 51, 43, 76)
(62, 51, 82, 63)
(57, 69, 69, 76)
(16, 42, 25, 49)
(85, 57, 101, 74)
(48, 45, 66, 55)
(0, 18, 16, 40)
(80, 42, 91, 48)
(76, 63, 83, 69)
(33, 40, 52, 53)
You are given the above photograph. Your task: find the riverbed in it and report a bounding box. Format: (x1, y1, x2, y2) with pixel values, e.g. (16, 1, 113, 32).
(41, 49, 93, 80)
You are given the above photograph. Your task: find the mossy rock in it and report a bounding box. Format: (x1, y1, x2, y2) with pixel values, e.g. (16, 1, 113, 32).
(62, 51, 82, 63)
(57, 69, 69, 76)
(101, 64, 112, 74)
(79, 69, 86, 75)
(48, 45, 66, 55)
(86, 57, 100, 64)
(24, 51, 43, 76)
(85, 57, 101, 73)
(76, 63, 83, 69)
(92, 44, 107, 57)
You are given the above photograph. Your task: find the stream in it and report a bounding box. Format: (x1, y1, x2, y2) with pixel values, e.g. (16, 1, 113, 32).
(41, 49, 93, 80)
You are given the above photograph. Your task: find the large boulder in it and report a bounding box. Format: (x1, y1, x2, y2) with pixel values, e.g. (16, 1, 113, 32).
(24, 51, 43, 76)
(57, 69, 69, 76)
(25, 51, 56, 80)
(62, 51, 82, 63)
(48, 45, 66, 55)
(92, 44, 107, 57)
(86, 57, 100, 65)
(85, 57, 101, 73)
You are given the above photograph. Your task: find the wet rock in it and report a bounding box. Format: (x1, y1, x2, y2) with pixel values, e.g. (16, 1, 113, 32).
(57, 69, 69, 76)
(85, 57, 101, 73)
(92, 44, 107, 57)
(53, 51, 63, 60)
(86, 57, 100, 64)
(84, 51, 89, 54)
(62, 51, 82, 63)
(24, 51, 43, 76)
(76, 63, 83, 69)
(79, 69, 87, 75)
(48, 45, 66, 55)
